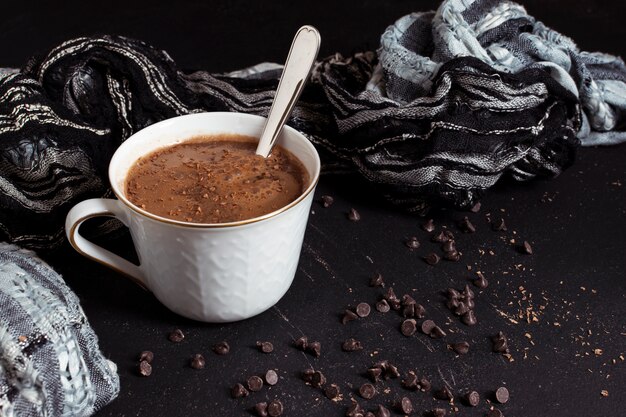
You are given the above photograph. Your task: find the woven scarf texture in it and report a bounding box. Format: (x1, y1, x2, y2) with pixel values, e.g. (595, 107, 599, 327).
(0, 243, 120, 416)
(1, 0, 625, 251)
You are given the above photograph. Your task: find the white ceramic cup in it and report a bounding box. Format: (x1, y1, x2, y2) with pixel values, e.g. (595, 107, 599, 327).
(65, 112, 320, 322)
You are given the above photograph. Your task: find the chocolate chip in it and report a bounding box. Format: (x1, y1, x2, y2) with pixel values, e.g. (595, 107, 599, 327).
(521, 241, 533, 254)
(436, 386, 454, 401)
(369, 273, 385, 288)
(442, 240, 456, 253)
(342, 338, 364, 352)
(213, 341, 230, 355)
(231, 383, 249, 398)
(492, 332, 510, 354)
(495, 387, 510, 404)
(384, 287, 399, 303)
(474, 272, 489, 289)
(465, 390, 480, 407)
(256, 341, 274, 353)
(394, 397, 413, 414)
(356, 302, 371, 318)
(431, 409, 446, 417)
(465, 297, 476, 309)
(492, 218, 507, 231)
(470, 201, 481, 213)
(389, 298, 402, 311)
(267, 399, 284, 416)
(348, 208, 361, 221)
(138, 350, 154, 363)
(447, 287, 461, 299)
(487, 409, 504, 417)
(376, 299, 390, 313)
(190, 353, 205, 369)
(324, 383, 341, 400)
(342, 309, 359, 324)
(405, 236, 420, 249)
(401, 294, 416, 306)
(375, 405, 391, 417)
(400, 319, 417, 336)
(254, 402, 268, 417)
(138, 360, 152, 377)
(321, 195, 334, 208)
(451, 341, 470, 354)
(346, 400, 364, 417)
(459, 216, 476, 233)
(167, 329, 184, 343)
(385, 363, 400, 379)
(367, 367, 382, 383)
(401, 371, 418, 390)
(265, 369, 279, 386)
(443, 250, 460, 261)
(311, 371, 326, 388)
(463, 284, 475, 299)
(247, 375, 264, 392)
(419, 376, 431, 392)
(431, 231, 450, 243)
(301, 368, 315, 383)
(308, 341, 321, 357)
(294, 336, 308, 351)
(461, 310, 477, 326)
(403, 303, 426, 319)
(421, 319, 436, 334)
(359, 383, 376, 399)
(454, 302, 470, 316)
(424, 252, 441, 265)
(422, 219, 435, 232)
(430, 325, 446, 339)
(446, 298, 459, 310)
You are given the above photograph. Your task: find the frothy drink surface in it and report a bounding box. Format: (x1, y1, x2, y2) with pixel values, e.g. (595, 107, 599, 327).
(125, 134, 308, 224)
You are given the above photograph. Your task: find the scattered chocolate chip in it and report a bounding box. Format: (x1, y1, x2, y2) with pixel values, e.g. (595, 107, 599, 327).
(443, 250, 461, 261)
(430, 325, 447, 339)
(342, 338, 364, 352)
(167, 329, 184, 343)
(324, 383, 341, 400)
(359, 383, 376, 399)
(138, 360, 152, 377)
(385, 363, 400, 379)
(419, 376, 432, 392)
(461, 310, 477, 326)
(247, 375, 264, 392)
(394, 397, 413, 414)
(342, 309, 359, 324)
(463, 284, 475, 299)
(431, 408, 446, 417)
(446, 298, 460, 310)
(369, 273, 385, 287)
(495, 387, 510, 404)
(356, 302, 371, 318)
(321, 195, 334, 208)
(254, 402, 268, 417)
(401, 371, 418, 390)
(451, 341, 470, 355)
(384, 287, 399, 303)
(231, 383, 249, 398)
(257, 341, 274, 353)
(436, 386, 454, 401)
(311, 371, 326, 388)
(375, 405, 391, 417)
(454, 302, 470, 316)
(447, 287, 461, 299)
(487, 409, 504, 417)
(138, 350, 154, 363)
(348, 208, 361, 221)
(346, 400, 364, 417)
(442, 240, 456, 253)
(367, 367, 382, 383)
(521, 241, 533, 254)
(492, 218, 507, 231)
(389, 298, 402, 311)
(267, 399, 284, 417)
(405, 236, 420, 249)
(421, 319, 436, 335)
(213, 341, 230, 355)
(301, 368, 315, 383)
(265, 369, 279, 386)
(308, 341, 322, 358)
(294, 336, 308, 351)
(190, 353, 205, 369)
(459, 216, 476, 233)
(400, 319, 417, 336)
(492, 332, 510, 354)
(465, 391, 480, 407)
(470, 201, 481, 213)
(401, 294, 416, 306)
(376, 299, 391, 313)
(424, 252, 441, 265)
(403, 303, 426, 319)
(465, 297, 476, 310)
(431, 230, 450, 243)
(422, 219, 436, 232)
(474, 272, 489, 289)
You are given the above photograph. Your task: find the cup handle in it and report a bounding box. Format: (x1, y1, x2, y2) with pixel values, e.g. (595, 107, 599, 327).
(65, 198, 147, 290)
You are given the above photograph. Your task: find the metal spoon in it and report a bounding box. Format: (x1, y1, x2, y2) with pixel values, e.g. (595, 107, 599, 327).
(255, 25, 321, 157)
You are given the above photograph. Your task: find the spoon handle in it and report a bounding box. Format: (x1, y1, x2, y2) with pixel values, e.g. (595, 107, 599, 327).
(256, 25, 321, 157)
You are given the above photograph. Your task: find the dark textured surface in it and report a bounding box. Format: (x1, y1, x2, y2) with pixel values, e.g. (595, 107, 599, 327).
(3, 1, 624, 416)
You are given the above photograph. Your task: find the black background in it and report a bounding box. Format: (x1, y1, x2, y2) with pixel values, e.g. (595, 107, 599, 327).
(2, 1, 625, 416)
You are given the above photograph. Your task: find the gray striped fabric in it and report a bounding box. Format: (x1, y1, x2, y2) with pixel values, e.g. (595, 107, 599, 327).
(0, 243, 119, 416)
